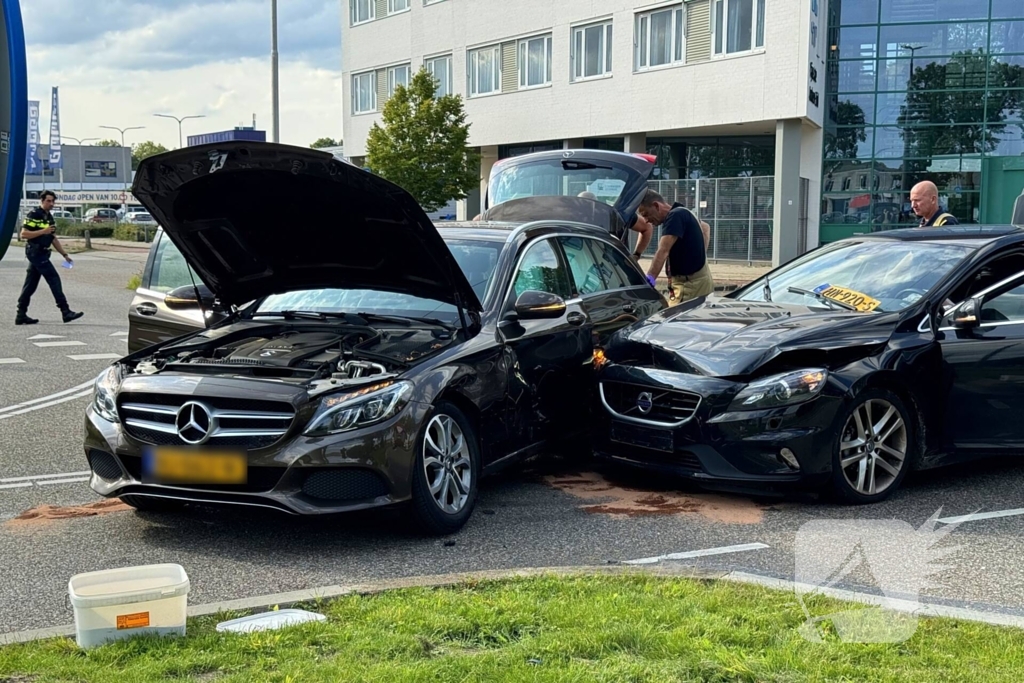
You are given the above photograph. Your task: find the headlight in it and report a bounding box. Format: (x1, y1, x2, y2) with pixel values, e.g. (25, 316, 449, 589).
(728, 369, 827, 411)
(304, 381, 413, 436)
(93, 365, 123, 422)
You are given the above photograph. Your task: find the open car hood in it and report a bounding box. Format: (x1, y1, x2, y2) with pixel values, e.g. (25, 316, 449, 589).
(132, 142, 482, 311)
(483, 150, 655, 231)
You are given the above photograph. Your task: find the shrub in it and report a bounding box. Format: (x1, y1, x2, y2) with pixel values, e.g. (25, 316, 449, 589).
(54, 220, 114, 238)
(113, 224, 155, 242)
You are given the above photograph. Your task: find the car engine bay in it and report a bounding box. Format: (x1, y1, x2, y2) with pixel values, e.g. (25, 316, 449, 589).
(126, 322, 457, 385)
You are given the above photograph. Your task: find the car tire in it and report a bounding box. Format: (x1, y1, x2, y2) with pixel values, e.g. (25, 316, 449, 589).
(409, 401, 481, 536)
(829, 388, 916, 504)
(119, 495, 185, 513)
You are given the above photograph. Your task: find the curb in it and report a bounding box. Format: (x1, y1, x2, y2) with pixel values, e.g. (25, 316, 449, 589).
(3, 563, 1023, 646)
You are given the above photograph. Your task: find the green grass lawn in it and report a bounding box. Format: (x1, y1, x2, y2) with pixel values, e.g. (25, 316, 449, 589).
(1, 574, 1022, 682)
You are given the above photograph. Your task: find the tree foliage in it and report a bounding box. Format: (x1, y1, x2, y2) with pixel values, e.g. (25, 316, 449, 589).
(95, 139, 120, 147)
(310, 137, 340, 149)
(366, 68, 480, 212)
(131, 141, 170, 169)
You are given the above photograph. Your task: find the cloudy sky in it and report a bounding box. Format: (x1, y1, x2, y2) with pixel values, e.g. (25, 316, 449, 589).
(24, 0, 342, 150)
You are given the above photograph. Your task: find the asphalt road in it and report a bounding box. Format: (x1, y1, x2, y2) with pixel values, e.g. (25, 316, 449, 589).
(1, 244, 1023, 635)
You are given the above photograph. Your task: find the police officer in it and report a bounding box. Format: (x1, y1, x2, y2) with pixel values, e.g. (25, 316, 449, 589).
(16, 191, 84, 325)
(911, 181, 959, 227)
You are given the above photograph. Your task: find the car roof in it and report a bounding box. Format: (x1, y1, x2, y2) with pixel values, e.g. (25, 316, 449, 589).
(437, 219, 618, 244)
(845, 225, 1023, 247)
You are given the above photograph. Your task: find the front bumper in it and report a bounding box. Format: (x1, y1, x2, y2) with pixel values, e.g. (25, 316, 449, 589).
(83, 400, 431, 515)
(593, 364, 843, 493)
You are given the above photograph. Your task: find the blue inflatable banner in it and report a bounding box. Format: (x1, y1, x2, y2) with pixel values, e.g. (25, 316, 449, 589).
(0, 0, 27, 263)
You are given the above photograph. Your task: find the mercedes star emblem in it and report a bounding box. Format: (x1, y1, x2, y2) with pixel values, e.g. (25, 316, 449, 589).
(175, 401, 214, 445)
(636, 392, 654, 415)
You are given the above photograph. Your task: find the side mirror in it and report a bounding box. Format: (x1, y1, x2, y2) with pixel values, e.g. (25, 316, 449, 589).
(513, 290, 567, 320)
(953, 297, 982, 328)
(1012, 192, 1024, 228)
(165, 284, 216, 311)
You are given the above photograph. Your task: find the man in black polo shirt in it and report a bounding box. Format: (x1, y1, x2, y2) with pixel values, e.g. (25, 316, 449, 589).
(639, 190, 713, 305)
(16, 191, 84, 325)
(911, 181, 959, 227)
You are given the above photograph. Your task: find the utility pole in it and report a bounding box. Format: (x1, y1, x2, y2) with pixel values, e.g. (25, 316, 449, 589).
(271, 0, 280, 143)
(99, 125, 144, 204)
(154, 113, 205, 148)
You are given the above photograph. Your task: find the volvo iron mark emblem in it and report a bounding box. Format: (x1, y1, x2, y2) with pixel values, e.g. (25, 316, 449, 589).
(636, 392, 654, 415)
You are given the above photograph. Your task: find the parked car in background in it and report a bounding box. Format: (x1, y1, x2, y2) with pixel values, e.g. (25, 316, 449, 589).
(124, 211, 157, 225)
(87, 142, 665, 535)
(595, 215, 1024, 504)
(85, 208, 118, 223)
(52, 209, 76, 221)
(118, 205, 150, 221)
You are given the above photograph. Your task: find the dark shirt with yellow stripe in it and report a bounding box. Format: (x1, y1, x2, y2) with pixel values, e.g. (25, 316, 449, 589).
(23, 207, 55, 250)
(919, 210, 959, 228)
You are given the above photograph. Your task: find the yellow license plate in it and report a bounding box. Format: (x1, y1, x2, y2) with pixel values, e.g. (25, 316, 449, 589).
(144, 448, 247, 485)
(819, 285, 881, 312)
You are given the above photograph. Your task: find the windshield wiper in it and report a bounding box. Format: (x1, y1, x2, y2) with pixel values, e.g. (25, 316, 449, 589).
(786, 286, 858, 311)
(356, 312, 456, 331)
(251, 310, 361, 321)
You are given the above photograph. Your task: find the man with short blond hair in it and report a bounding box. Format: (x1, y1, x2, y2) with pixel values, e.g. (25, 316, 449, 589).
(911, 181, 958, 227)
(639, 189, 713, 305)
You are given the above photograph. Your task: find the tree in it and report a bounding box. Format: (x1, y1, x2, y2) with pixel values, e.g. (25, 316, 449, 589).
(95, 139, 120, 147)
(131, 141, 169, 169)
(366, 68, 480, 212)
(826, 101, 868, 163)
(311, 137, 340, 149)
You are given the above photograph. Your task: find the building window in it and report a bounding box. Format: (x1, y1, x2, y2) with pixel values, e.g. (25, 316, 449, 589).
(635, 5, 685, 71)
(572, 20, 613, 81)
(352, 71, 376, 114)
(519, 34, 553, 89)
(388, 0, 409, 13)
(425, 54, 453, 97)
(468, 45, 501, 97)
(84, 160, 117, 178)
(350, 0, 374, 25)
(712, 0, 766, 56)
(388, 64, 411, 96)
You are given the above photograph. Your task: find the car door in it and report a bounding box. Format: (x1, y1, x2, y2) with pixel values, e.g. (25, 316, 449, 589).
(127, 230, 207, 354)
(498, 237, 593, 451)
(558, 235, 665, 347)
(939, 272, 1024, 451)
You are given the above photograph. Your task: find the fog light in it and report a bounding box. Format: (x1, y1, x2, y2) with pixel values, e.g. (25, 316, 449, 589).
(778, 448, 800, 471)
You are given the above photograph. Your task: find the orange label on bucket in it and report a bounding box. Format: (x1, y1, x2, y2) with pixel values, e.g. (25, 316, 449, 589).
(116, 612, 151, 630)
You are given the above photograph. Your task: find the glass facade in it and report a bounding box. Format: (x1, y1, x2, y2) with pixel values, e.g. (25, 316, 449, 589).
(822, 0, 1024, 241)
(646, 136, 775, 179)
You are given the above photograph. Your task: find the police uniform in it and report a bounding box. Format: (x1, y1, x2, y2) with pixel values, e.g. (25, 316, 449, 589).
(16, 207, 82, 325)
(919, 210, 959, 227)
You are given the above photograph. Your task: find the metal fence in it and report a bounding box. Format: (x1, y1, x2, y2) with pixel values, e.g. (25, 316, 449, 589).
(634, 176, 775, 264)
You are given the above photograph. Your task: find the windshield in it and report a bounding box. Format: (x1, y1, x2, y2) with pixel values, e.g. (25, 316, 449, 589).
(256, 239, 501, 320)
(735, 240, 975, 313)
(488, 159, 631, 208)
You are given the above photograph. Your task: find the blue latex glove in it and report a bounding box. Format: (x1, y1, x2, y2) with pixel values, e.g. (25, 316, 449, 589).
(646, 274, 657, 287)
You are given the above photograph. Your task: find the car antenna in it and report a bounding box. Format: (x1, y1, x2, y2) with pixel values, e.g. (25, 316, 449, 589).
(763, 274, 772, 302)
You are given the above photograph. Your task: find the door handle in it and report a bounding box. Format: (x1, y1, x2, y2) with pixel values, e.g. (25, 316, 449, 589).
(622, 302, 636, 314)
(566, 311, 587, 326)
(136, 303, 158, 316)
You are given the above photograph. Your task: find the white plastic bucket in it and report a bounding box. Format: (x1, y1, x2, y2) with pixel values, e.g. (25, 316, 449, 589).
(68, 563, 190, 649)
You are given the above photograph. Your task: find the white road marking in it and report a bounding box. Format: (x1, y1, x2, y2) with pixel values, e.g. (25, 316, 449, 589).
(0, 381, 95, 420)
(0, 482, 33, 490)
(35, 477, 91, 486)
(0, 471, 91, 483)
(26, 334, 64, 340)
(623, 543, 770, 565)
(110, 331, 128, 337)
(938, 508, 1024, 525)
(67, 354, 121, 361)
(33, 341, 86, 348)
(0, 358, 25, 365)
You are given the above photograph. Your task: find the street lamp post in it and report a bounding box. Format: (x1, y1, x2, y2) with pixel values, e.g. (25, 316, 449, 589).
(61, 136, 100, 196)
(271, 0, 280, 143)
(154, 113, 205, 149)
(99, 125, 144, 208)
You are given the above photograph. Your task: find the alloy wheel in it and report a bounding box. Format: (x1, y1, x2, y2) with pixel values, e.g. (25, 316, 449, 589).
(839, 398, 907, 496)
(422, 414, 472, 515)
